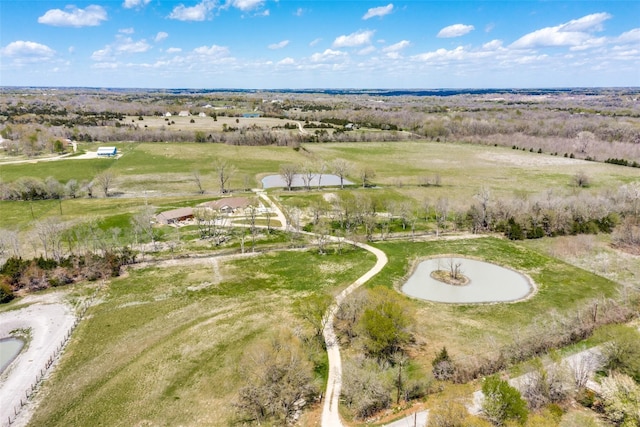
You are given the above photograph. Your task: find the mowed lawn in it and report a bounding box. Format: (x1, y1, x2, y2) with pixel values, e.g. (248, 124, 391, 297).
(28, 248, 375, 427)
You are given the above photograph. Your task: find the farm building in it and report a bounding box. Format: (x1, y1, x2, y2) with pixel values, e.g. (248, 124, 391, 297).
(198, 197, 252, 213)
(164, 112, 172, 117)
(198, 112, 207, 117)
(156, 207, 194, 225)
(178, 111, 190, 117)
(97, 147, 117, 157)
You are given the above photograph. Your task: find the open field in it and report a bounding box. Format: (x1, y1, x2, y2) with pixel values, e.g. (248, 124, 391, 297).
(2, 140, 638, 228)
(23, 248, 375, 426)
(366, 237, 623, 365)
(1, 88, 639, 426)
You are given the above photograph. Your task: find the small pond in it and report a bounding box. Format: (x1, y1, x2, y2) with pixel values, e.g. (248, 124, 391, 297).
(0, 337, 25, 373)
(261, 174, 354, 189)
(401, 257, 533, 303)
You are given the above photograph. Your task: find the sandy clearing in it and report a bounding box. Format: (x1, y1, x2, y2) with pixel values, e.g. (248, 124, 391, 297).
(0, 293, 77, 427)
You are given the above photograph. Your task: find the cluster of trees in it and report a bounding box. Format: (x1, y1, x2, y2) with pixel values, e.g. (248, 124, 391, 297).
(334, 287, 431, 419)
(0, 249, 134, 301)
(0, 171, 117, 201)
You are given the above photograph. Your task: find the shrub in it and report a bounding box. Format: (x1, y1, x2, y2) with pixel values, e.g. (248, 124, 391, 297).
(481, 375, 528, 426)
(432, 346, 456, 381)
(600, 325, 640, 383)
(0, 280, 14, 303)
(599, 372, 640, 427)
(357, 287, 413, 361)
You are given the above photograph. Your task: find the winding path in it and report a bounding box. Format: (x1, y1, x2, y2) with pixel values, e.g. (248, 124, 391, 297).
(321, 242, 388, 426)
(258, 192, 389, 426)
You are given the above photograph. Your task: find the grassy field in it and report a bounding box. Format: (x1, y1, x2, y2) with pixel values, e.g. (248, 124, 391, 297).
(2, 140, 637, 231)
(367, 237, 623, 366)
(27, 247, 375, 426)
(2, 139, 637, 426)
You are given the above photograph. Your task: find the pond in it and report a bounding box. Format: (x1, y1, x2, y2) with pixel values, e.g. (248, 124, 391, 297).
(0, 337, 25, 374)
(261, 174, 354, 189)
(401, 257, 533, 303)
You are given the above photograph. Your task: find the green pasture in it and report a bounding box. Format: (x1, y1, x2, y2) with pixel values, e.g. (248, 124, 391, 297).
(27, 247, 375, 426)
(2, 141, 637, 198)
(368, 237, 622, 364)
(0, 196, 212, 230)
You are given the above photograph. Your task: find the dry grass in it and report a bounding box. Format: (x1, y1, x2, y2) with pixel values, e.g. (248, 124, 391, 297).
(127, 115, 293, 132)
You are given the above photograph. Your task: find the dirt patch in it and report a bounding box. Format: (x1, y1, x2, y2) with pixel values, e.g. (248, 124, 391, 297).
(0, 292, 77, 427)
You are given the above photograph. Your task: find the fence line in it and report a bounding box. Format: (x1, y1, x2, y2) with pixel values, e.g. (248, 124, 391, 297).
(4, 281, 104, 426)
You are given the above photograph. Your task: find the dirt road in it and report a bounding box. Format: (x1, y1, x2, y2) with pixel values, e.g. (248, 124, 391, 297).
(0, 293, 77, 427)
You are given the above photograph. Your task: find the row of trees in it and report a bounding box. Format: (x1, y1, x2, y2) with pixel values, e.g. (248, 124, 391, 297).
(0, 171, 117, 201)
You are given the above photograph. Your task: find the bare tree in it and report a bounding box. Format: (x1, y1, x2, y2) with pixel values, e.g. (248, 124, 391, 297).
(235, 329, 318, 424)
(332, 159, 351, 189)
(93, 170, 116, 197)
(131, 206, 156, 256)
(34, 217, 67, 261)
(435, 197, 449, 236)
(0, 229, 20, 259)
(213, 159, 236, 194)
(279, 163, 298, 191)
(300, 162, 315, 191)
(359, 167, 376, 188)
(573, 170, 590, 188)
(474, 186, 492, 230)
(192, 170, 205, 194)
(316, 161, 327, 190)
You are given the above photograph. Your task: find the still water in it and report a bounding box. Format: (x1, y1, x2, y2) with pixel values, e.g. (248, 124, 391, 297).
(261, 174, 354, 189)
(402, 257, 533, 303)
(0, 337, 25, 373)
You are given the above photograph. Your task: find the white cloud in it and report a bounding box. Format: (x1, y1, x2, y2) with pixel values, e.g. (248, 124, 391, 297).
(228, 0, 264, 11)
(363, 4, 393, 20)
(268, 40, 289, 50)
(278, 57, 295, 65)
(0, 41, 56, 64)
(166, 47, 182, 54)
(155, 32, 169, 42)
(437, 24, 475, 38)
(511, 12, 612, 49)
(294, 8, 304, 17)
(309, 38, 322, 47)
(333, 30, 374, 48)
(193, 44, 230, 57)
(383, 40, 410, 53)
(119, 27, 135, 34)
(482, 39, 503, 50)
(123, 0, 151, 9)
(311, 49, 347, 63)
(169, 0, 216, 21)
(617, 28, 640, 43)
(116, 37, 151, 53)
(560, 12, 611, 32)
(358, 46, 376, 55)
(38, 5, 107, 27)
(91, 47, 113, 62)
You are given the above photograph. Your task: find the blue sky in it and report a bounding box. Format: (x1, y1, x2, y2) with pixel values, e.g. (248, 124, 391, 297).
(1, 1, 639, 88)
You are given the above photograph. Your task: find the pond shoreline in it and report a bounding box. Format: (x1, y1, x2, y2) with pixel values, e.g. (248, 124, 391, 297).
(401, 255, 537, 304)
